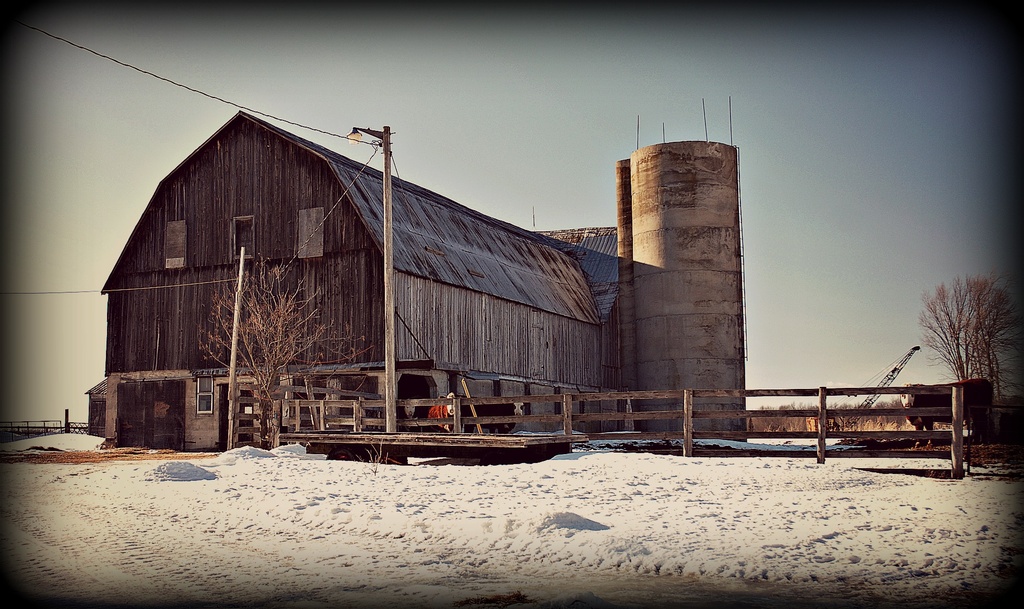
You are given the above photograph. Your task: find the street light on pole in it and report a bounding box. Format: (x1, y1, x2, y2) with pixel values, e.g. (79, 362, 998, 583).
(348, 126, 397, 433)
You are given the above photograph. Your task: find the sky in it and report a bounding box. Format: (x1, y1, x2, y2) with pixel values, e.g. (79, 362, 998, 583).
(2, 434, 1022, 608)
(1, 5, 1020, 422)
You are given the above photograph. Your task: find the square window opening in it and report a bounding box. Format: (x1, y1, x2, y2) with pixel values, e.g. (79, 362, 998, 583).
(233, 216, 254, 258)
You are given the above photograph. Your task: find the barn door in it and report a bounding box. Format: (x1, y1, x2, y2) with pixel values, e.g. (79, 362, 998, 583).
(217, 383, 230, 450)
(116, 380, 185, 450)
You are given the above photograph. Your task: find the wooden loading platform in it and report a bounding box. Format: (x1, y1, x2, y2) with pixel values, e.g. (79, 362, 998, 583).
(278, 431, 581, 465)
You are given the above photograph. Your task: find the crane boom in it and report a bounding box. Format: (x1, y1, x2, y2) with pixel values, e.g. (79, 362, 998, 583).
(861, 346, 921, 407)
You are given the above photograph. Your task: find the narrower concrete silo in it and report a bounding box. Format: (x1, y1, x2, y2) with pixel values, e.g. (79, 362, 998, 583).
(615, 159, 638, 394)
(619, 141, 745, 431)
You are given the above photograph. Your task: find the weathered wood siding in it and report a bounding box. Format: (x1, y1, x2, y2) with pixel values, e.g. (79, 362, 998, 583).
(396, 274, 602, 387)
(600, 300, 621, 389)
(105, 118, 383, 373)
(105, 254, 383, 373)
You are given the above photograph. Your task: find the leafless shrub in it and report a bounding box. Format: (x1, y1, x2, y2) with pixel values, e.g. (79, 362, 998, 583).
(201, 261, 327, 449)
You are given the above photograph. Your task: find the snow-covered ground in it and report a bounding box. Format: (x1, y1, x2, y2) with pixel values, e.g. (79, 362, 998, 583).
(1, 434, 1021, 609)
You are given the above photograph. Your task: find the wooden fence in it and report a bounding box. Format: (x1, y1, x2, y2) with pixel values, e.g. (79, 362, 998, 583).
(279, 384, 968, 477)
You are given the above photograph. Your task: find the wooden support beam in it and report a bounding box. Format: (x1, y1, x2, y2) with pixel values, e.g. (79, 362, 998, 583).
(453, 396, 462, 433)
(817, 387, 827, 464)
(460, 379, 483, 433)
(683, 389, 693, 457)
(354, 396, 363, 432)
(951, 385, 964, 479)
(562, 394, 573, 436)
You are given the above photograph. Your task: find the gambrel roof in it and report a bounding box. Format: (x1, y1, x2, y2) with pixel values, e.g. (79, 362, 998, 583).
(539, 227, 618, 323)
(107, 112, 601, 325)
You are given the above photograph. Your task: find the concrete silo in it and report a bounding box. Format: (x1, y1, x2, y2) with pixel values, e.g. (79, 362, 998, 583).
(618, 141, 745, 431)
(615, 159, 638, 394)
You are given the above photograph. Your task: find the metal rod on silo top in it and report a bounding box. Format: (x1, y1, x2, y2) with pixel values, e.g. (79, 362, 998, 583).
(702, 98, 708, 141)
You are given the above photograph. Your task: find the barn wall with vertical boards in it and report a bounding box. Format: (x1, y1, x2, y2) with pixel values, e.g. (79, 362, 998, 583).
(396, 274, 603, 388)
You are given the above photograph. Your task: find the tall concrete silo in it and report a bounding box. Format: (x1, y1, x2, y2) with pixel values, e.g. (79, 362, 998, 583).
(618, 141, 745, 431)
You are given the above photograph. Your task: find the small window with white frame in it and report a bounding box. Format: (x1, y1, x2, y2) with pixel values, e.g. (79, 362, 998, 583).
(197, 376, 214, 414)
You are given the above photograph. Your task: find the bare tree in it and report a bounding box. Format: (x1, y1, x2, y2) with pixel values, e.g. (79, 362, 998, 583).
(918, 272, 1021, 400)
(202, 261, 326, 449)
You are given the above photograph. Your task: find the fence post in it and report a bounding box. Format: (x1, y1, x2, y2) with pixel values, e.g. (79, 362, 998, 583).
(683, 389, 693, 457)
(562, 394, 573, 436)
(354, 397, 363, 432)
(64, 409, 70, 434)
(817, 387, 827, 464)
(453, 396, 462, 434)
(951, 385, 964, 479)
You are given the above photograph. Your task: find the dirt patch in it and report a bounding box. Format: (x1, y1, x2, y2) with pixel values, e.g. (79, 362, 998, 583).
(967, 443, 1024, 466)
(0, 447, 220, 464)
(453, 591, 531, 608)
(843, 441, 1024, 479)
(855, 467, 956, 479)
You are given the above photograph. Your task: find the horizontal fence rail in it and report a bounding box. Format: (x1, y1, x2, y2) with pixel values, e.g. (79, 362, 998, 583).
(280, 384, 970, 478)
(0, 420, 90, 438)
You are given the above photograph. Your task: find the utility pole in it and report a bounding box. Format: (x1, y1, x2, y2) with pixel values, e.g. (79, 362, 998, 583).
(348, 126, 396, 432)
(382, 126, 396, 433)
(227, 246, 246, 449)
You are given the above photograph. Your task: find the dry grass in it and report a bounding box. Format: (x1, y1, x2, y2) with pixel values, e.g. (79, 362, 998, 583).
(753, 415, 911, 433)
(751, 398, 913, 433)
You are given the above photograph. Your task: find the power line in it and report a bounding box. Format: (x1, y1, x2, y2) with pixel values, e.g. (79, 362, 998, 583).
(104, 279, 238, 293)
(2, 289, 100, 295)
(2, 278, 238, 296)
(15, 20, 352, 142)
(13, 20, 391, 297)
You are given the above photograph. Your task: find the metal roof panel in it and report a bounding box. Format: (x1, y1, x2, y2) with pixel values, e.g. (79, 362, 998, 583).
(254, 116, 600, 324)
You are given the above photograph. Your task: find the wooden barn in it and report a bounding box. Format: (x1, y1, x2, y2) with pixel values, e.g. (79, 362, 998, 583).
(98, 112, 624, 450)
